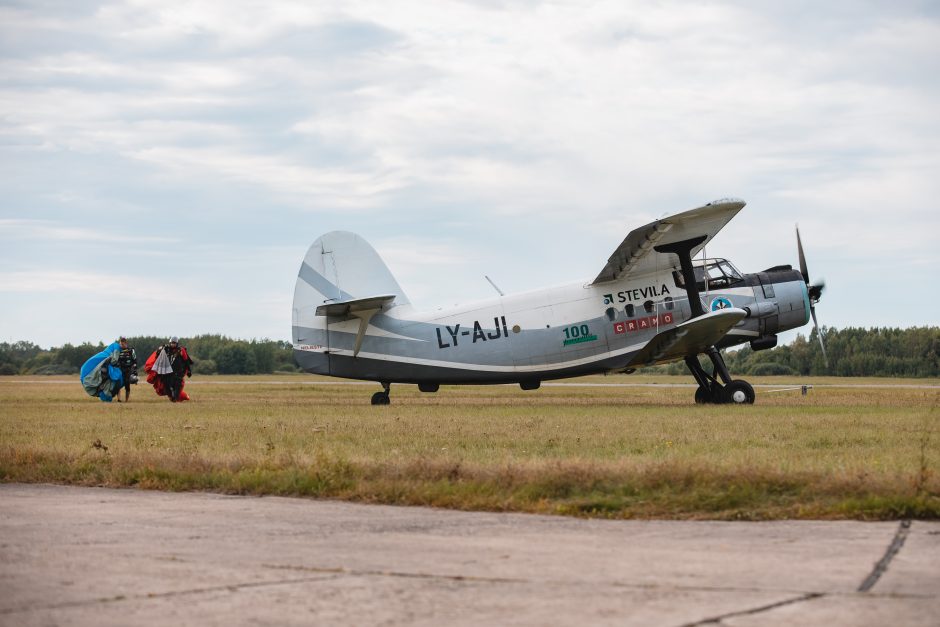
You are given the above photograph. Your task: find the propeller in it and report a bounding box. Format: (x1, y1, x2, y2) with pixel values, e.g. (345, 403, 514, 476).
(796, 225, 828, 368)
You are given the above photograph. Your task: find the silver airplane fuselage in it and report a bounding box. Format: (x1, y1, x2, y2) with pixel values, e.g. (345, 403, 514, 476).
(293, 251, 808, 387)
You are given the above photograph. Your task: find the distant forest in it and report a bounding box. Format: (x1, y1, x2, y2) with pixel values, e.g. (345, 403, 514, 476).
(650, 326, 939, 378)
(1, 327, 938, 378)
(0, 335, 296, 376)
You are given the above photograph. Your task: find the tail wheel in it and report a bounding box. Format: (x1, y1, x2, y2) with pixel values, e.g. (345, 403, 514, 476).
(370, 391, 390, 406)
(723, 380, 755, 405)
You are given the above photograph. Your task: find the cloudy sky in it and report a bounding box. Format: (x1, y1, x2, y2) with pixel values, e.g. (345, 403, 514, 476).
(1, 0, 938, 348)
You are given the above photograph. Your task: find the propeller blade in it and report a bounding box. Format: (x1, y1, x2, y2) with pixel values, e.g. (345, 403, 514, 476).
(796, 225, 809, 284)
(810, 307, 829, 369)
(796, 225, 828, 368)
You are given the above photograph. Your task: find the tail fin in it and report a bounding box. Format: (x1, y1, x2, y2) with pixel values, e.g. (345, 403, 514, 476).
(292, 231, 408, 343)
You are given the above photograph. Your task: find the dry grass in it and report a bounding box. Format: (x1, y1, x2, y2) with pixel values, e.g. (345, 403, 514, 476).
(1, 374, 938, 519)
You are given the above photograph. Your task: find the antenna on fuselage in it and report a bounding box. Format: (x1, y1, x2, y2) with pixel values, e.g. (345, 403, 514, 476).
(484, 275, 505, 297)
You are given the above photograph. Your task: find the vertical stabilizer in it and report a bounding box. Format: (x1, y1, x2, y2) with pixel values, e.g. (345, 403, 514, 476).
(292, 231, 408, 361)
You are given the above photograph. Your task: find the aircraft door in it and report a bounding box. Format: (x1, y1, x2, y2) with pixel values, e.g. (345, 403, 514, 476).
(508, 305, 559, 369)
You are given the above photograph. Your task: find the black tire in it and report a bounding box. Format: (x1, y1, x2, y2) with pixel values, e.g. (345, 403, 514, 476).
(723, 380, 755, 405)
(694, 386, 711, 404)
(370, 391, 390, 406)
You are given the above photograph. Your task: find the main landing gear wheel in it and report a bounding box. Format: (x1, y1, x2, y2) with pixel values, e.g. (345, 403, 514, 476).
(686, 351, 756, 405)
(723, 380, 755, 405)
(370, 392, 390, 405)
(371, 382, 392, 406)
(694, 386, 715, 404)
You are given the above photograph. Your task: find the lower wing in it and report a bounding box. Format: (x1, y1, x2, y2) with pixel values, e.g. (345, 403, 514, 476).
(627, 308, 747, 368)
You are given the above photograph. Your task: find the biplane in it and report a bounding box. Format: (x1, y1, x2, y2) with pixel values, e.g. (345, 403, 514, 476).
(292, 199, 825, 405)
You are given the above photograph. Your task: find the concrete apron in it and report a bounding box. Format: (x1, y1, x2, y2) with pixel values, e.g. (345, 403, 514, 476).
(1, 484, 937, 626)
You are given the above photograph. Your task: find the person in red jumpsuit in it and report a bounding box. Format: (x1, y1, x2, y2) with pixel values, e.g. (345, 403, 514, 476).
(144, 336, 193, 402)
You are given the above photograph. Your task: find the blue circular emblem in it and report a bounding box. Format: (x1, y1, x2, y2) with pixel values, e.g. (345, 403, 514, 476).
(710, 297, 733, 311)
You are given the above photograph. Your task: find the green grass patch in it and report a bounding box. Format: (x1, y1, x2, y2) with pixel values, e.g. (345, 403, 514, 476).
(1, 374, 938, 519)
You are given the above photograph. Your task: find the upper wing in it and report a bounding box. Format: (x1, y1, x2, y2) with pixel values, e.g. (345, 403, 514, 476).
(626, 308, 748, 368)
(592, 198, 745, 285)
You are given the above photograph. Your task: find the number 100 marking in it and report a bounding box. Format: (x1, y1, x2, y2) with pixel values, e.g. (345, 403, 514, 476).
(563, 324, 590, 339)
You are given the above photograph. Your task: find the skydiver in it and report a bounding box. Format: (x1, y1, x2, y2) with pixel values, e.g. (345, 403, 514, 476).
(152, 336, 193, 402)
(116, 336, 138, 403)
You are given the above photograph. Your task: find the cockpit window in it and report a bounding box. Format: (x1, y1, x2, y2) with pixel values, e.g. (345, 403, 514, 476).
(719, 261, 742, 280)
(673, 258, 743, 291)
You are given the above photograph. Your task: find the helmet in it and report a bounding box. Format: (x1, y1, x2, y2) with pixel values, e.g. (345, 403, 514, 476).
(170, 336, 179, 344)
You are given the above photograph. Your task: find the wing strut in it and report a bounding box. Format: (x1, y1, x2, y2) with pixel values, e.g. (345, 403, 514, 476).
(655, 235, 707, 318)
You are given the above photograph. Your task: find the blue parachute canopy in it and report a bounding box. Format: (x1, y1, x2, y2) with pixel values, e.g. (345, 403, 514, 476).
(80, 342, 123, 402)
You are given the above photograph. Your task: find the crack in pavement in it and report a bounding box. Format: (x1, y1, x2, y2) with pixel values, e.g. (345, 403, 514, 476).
(264, 563, 812, 594)
(0, 574, 341, 616)
(677, 519, 918, 625)
(676, 592, 825, 626)
(858, 520, 912, 593)
(262, 562, 520, 584)
(5, 555, 931, 619)
(261, 563, 933, 599)
(0, 518, 925, 619)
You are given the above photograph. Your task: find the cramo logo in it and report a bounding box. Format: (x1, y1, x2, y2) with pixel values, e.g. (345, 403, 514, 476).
(603, 284, 671, 305)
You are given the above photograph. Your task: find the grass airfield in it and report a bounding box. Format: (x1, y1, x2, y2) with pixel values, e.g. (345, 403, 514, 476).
(1, 374, 938, 520)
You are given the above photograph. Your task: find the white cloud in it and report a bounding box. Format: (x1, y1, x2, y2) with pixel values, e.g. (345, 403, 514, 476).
(0, 270, 223, 306)
(0, 219, 178, 245)
(1, 0, 938, 344)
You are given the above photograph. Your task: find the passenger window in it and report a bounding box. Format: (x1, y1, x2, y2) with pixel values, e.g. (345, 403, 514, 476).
(664, 297, 673, 311)
(605, 307, 617, 321)
(643, 300, 654, 314)
(625, 304, 635, 317)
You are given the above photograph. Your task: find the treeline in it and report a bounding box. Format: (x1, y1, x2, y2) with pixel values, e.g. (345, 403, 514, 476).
(0, 335, 298, 376)
(2, 327, 938, 377)
(648, 326, 939, 378)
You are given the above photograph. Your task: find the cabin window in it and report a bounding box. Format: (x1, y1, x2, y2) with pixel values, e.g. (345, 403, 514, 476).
(643, 300, 654, 314)
(625, 304, 635, 317)
(664, 296, 674, 311)
(605, 307, 617, 321)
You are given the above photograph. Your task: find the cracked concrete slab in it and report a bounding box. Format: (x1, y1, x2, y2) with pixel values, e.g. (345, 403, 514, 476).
(1, 484, 937, 626)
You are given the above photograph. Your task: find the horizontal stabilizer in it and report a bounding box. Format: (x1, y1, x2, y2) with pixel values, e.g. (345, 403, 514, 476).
(627, 308, 747, 368)
(315, 294, 397, 317)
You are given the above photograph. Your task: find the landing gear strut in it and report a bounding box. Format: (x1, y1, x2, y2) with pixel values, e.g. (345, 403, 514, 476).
(371, 382, 391, 406)
(656, 235, 755, 405)
(686, 349, 754, 405)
